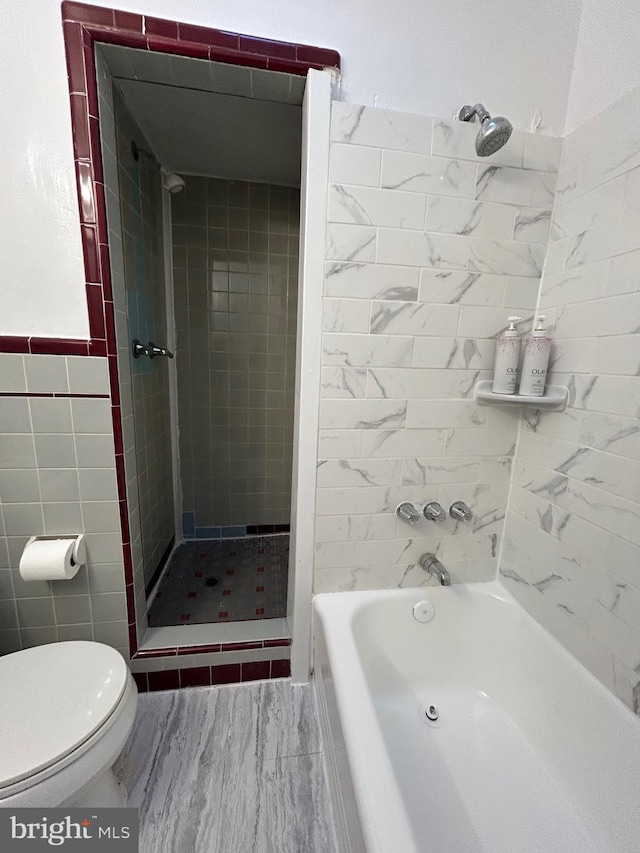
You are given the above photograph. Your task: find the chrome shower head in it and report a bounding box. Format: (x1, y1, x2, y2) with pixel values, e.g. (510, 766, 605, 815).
(457, 103, 513, 157)
(161, 168, 185, 194)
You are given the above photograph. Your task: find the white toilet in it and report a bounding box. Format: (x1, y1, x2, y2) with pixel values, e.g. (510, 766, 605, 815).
(0, 641, 138, 807)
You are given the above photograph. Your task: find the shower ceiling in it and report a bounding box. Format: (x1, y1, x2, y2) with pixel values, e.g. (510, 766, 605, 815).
(99, 44, 303, 187)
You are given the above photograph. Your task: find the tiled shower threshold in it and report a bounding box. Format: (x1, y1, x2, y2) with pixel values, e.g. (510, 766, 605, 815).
(138, 617, 291, 653)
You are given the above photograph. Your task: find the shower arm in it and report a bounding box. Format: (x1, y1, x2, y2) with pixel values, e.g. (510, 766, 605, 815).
(458, 103, 491, 124)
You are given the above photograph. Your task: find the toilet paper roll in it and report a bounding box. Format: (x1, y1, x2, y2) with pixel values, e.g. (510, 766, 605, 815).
(19, 537, 81, 581)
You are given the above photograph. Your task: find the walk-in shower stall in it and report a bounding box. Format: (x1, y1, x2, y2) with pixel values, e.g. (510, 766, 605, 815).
(96, 43, 304, 652)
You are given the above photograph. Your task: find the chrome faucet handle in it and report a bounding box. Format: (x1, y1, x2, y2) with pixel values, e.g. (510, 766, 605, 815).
(147, 341, 174, 359)
(423, 501, 446, 523)
(396, 502, 420, 524)
(449, 500, 472, 521)
(132, 339, 148, 359)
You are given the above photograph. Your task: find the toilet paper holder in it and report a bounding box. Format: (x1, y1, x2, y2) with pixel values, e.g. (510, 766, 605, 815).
(20, 535, 86, 581)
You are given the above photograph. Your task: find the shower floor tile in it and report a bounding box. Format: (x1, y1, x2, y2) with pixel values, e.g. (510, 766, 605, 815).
(147, 535, 289, 627)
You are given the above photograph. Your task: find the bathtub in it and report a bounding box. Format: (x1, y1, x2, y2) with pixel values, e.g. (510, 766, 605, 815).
(313, 582, 640, 853)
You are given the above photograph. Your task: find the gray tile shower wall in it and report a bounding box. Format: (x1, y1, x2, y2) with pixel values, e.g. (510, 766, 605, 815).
(315, 102, 560, 592)
(0, 354, 129, 657)
(172, 177, 299, 532)
(500, 83, 640, 714)
(112, 89, 174, 592)
(97, 49, 173, 644)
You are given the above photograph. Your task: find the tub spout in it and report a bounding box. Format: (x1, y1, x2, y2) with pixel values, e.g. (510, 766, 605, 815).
(420, 553, 451, 586)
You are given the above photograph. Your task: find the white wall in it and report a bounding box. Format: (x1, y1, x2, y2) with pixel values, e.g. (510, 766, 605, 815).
(0, 2, 88, 338)
(1, 0, 582, 338)
(565, 0, 640, 133)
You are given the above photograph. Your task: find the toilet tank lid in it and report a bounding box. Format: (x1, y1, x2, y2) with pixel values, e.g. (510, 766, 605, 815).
(0, 641, 129, 788)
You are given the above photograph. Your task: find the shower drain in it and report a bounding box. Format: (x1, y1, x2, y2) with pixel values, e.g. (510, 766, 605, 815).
(205, 576, 221, 587)
(425, 705, 439, 721)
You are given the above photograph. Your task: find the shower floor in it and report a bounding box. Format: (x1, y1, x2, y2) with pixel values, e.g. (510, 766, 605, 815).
(147, 535, 289, 627)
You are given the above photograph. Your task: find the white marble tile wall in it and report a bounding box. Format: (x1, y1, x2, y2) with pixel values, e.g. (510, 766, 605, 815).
(316, 102, 559, 593)
(501, 83, 640, 715)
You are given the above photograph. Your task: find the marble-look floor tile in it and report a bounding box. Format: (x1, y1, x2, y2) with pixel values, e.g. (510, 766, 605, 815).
(116, 687, 227, 853)
(257, 755, 336, 853)
(114, 681, 336, 853)
(259, 681, 322, 759)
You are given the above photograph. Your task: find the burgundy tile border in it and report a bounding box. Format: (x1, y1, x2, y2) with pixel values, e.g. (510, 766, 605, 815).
(51, 2, 338, 659)
(132, 672, 148, 693)
(135, 659, 291, 693)
(133, 636, 291, 659)
(60, 3, 340, 73)
(0, 337, 96, 355)
(0, 392, 110, 399)
(179, 666, 211, 688)
(148, 669, 180, 692)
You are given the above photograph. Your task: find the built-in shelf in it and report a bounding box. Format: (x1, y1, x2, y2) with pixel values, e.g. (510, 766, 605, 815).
(474, 380, 569, 411)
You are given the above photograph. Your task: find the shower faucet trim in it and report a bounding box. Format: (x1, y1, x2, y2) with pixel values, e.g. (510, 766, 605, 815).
(396, 502, 420, 524)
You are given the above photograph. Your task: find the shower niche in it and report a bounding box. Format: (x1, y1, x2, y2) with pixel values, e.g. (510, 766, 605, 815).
(96, 43, 303, 649)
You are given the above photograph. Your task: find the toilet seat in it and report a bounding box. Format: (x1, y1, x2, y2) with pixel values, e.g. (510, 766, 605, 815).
(0, 641, 129, 792)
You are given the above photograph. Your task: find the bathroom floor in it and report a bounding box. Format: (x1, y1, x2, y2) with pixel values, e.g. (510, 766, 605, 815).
(147, 535, 289, 626)
(114, 679, 337, 853)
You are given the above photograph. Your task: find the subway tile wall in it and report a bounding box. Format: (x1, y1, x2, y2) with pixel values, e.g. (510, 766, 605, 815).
(172, 177, 299, 533)
(0, 354, 129, 657)
(500, 83, 640, 714)
(315, 102, 560, 592)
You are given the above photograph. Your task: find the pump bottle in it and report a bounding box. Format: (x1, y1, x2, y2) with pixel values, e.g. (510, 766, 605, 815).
(492, 316, 521, 394)
(519, 315, 552, 397)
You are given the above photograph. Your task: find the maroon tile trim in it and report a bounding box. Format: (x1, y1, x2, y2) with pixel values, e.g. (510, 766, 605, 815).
(0, 337, 30, 353)
(0, 392, 110, 399)
(270, 659, 291, 678)
(62, 22, 86, 93)
(139, 658, 291, 692)
(0, 337, 104, 356)
(147, 36, 210, 60)
(212, 663, 241, 685)
(88, 339, 108, 356)
(297, 45, 341, 67)
(60, 4, 340, 75)
(223, 640, 263, 652)
(179, 666, 211, 688)
(239, 35, 296, 61)
(174, 643, 222, 656)
(145, 17, 178, 40)
(69, 95, 91, 159)
(132, 636, 291, 660)
(178, 23, 238, 51)
(148, 669, 180, 692)
(76, 160, 96, 223)
(113, 10, 143, 32)
(132, 671, 148, 693)
(241, 660, 271, 682)
(264, 638, 292, 648)
(209, 47, 269, 70)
